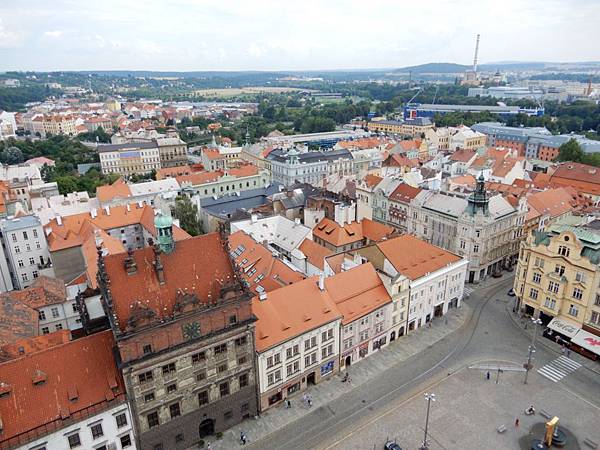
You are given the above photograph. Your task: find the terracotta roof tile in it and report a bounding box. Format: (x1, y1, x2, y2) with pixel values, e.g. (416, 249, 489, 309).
(252, 277, 341, 352)
(0, 331, 126, 447)
(229, 231, 304, 293)
(526, 187, 577, 219)
(388, 183, 422, 204)
(376, 235, 462, 280)
(299, 239, 333, 271)
(362, 174, 383, 189)
(324, 263, 392, 325)
(361, 218, 395, 242)
(0, 295, 38, 347)
(313, 218, 394, 248)
(449, 148, 476, 163)
(96, 178, 132, 203)
(103, 233, 236, 331)
(0, 330, 71, 361)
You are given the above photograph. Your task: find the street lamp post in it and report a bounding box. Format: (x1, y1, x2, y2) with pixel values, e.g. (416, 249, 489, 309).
(524, 317, 543, 384)
(421, 393, 436, 450)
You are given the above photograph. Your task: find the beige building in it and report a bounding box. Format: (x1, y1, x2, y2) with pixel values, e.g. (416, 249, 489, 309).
(514, 224, 600, 359)
(98, 141, 162, 176)
(43, 115, 77, 136)
(368, 118, 434, 137)
(155, 137, 188, 168)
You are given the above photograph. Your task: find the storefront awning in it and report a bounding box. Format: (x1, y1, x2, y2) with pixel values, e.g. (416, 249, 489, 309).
(571, 329, 600, 356)
(547, 317, 580, 338)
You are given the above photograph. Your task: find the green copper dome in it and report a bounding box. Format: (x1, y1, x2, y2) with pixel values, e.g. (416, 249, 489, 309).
(154, 213, 175, 253)
(154, 213, 173, 229)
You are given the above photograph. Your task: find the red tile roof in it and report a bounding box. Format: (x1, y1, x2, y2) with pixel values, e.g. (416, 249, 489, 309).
(96, 178, 132, 203)
(0, 295, 38, 347)
(313, 218, 394, 248)
(103, 233, 236, 332)
(526, 187, 577, 219)
(376, 235, 462, 280)
(299, 239, 333, 271)
(551, 162, 600, 196)
(362, 174, 383, 189)
(229, 231, 304, 293)
(324, 263, 391, 325)
(450, 148, 476, 163)
(252, 277, 341, 352)
(0, 330, 71, 361)
(0, 331, 126, 448)
(388, 183, 422, 204)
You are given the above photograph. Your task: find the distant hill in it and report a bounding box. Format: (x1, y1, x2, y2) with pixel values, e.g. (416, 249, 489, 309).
(393, 63, 470, 74)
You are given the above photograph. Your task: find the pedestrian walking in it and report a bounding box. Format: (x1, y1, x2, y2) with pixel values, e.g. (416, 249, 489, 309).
(240, 431, 247, 445)
(566, 348, 571, 357)
(307, 396, 313, 407)
(515, 418, 519, 427)
(486, 371, 490, 381)
(286, 398, 291, 408)
(561, 346, 566, 355)
(302, 393, 308, 405)
(207, 443, 212, 450)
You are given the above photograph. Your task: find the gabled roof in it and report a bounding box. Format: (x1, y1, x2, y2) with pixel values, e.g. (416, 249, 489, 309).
(362, 174, 383, 189)
(0, 331, 126, 447)
(0, 330, 71, 361)
(229, 231, 304, 294)
(10, 276, 66, 309)
(449, 148, 476, 163)
(96, 178, 132, 203)
(313, 218, 394, 248)
(324, 263, 392, 325)
(252, 277, 341, 352)
(388, 183, 422, 204)
(376, 234, 463, 280)
(299, 238, 333, 271)
(103, 233, 237, 332)
(526, 187, 576, 219)
(0, 295, 38, 347)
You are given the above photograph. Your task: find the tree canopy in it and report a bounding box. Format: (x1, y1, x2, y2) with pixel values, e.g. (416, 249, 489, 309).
(171, 195, 202, 236)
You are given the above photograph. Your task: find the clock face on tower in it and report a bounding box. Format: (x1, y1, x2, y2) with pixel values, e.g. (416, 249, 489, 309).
(182, 321, 201, 340)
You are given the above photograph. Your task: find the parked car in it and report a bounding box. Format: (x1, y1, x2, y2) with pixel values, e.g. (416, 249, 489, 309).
(507, 288, 516, 297)
(384, 441, 403, 450)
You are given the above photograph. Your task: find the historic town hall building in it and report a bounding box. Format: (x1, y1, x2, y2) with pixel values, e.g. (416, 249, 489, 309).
(98, 214, 258, 449)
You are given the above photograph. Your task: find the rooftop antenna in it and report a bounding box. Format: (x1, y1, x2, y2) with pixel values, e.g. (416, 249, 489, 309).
(473, 34, 480, 74)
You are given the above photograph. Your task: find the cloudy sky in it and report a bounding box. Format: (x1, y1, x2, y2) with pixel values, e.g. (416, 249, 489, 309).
(1, 0, 599, 72)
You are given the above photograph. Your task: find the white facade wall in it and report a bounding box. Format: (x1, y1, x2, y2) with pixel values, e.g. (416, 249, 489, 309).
(0, 217, 51, 290)
(256, 319, 341, 395)
(19, 402, 136, 450)
(38, 299, 82, 335)
(99, 148, 161, 176)
(406, 260, 469, 329)
(339, 302, 394, 368)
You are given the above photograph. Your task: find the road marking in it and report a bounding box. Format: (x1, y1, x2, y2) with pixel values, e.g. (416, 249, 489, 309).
(537, 356, 581, 383)
(464, 287, 474, 297)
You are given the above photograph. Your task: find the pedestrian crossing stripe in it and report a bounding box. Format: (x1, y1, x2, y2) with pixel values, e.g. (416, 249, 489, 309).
(537, 356, 581, 383)
(464, 287, 474, 296)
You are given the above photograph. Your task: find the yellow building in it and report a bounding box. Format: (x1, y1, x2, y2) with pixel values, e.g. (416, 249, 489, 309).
(368, 118, 434, 137)
(42, 115, 76, 136)
(515, 224, 600, 358)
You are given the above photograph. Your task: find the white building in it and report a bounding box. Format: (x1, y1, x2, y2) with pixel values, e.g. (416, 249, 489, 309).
(98, 142, 162, 176)
(266, 146, 354, 187)
(253, 276, 342, 411)
(0, 111, 17, 140)
(324, 263, 394, 369)
(230, 214, 312, 262)
(0, 215, 52, 290)
(31, 191, 101, 225)
(0, 331, 137, 450)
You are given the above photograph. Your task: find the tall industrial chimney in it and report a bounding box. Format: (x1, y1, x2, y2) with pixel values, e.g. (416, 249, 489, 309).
(473, 34, 480, 74)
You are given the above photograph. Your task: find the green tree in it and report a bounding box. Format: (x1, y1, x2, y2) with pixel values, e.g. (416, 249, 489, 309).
(55, 175, 79, 195)
(557, 139, 584, 162)
(0, 146, 24, 164)
(171, 195, 202, 236)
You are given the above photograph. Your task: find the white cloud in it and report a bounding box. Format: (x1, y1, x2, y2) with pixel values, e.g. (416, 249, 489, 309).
(0, 0, 599, 71)
(43, 30, 64, 38)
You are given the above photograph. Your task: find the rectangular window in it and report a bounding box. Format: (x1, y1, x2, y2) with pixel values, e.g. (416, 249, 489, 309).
(143, 344, 152, 355)
(572, 288, 583, 300)
(144, 392, 155, 402)
(169, 402, 181, 419)
(239, 373, 249, 388)
(147, 412, 159, 428)
(138, 371, 153, 384)
(576, 272, 586, 283)
(554, 265, 565, 276)
(217, 363, 227, 373)
(219, 381, 229, 397)
(115, 412, 128, 428)
(568, 304, 579, 317)
(595, 294, 600, 307)
(22, 231, 28, 240)
(90, 423, 103, 439)
(39, 310, 46, 321)
(192, 351, 206, 364)
(166, 383, 177, 394)
(214, 343, 227, 355)
(548, 281, 559, 294)
(67, 433, 81, 448)
(529, 288, 539, 300)
(591, 311, 600, 325)
(532, 272, 541, 284)
(198, 390, 209, 406)
(162, 362, 176, 375)
(543, 297, 556, 310)
(120, 434, 132, 448)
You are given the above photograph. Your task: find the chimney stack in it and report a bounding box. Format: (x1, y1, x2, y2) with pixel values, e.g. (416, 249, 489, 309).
(123, 248, 137, 275)
(318, 274, 325, 291)
(259, 291, 267, 301)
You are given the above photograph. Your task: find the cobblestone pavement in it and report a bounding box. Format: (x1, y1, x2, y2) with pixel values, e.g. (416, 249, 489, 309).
(324, 364, 600, 450)
(200, 299, 472, 449)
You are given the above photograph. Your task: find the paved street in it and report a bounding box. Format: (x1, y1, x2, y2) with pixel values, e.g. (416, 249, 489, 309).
(207, 276, 600, 449)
